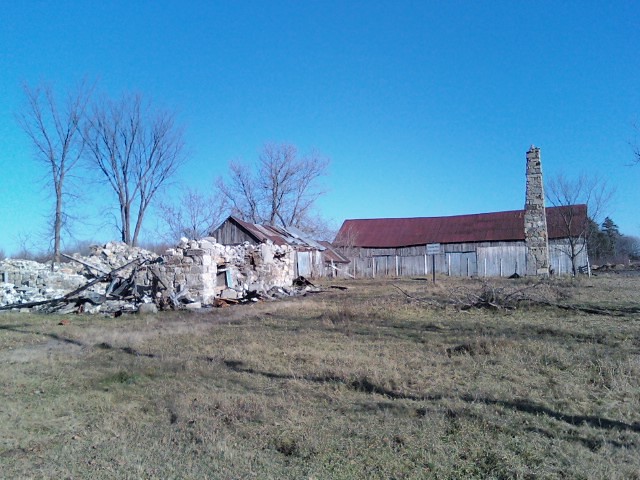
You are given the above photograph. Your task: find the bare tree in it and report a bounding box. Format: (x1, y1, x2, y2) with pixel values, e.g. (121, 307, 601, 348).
(157, 187, 226, 241)
(84, 93, 186, 246)
(17, 81, 92, 263)
(217, 143, 329, 232)
(546, 173, 614, 274)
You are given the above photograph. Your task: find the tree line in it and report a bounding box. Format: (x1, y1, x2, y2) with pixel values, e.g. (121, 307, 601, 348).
(588, 217, 639, 264)
(15, 81, 330, 263)
(545, 173, 639, 273)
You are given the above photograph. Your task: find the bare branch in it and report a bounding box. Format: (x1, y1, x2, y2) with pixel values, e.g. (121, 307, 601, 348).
(17, 80, 93, 263)
(546, 173, 615, 274)
(84, 93, 186, 246)
(217, 142, 330, 234)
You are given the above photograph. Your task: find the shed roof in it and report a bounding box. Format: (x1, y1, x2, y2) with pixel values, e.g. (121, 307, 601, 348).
(334, 205, 588, 248)
(318, 241, 350, 263)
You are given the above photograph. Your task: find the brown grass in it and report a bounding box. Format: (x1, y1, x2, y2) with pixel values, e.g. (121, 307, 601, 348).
(1, 273, 639, 478)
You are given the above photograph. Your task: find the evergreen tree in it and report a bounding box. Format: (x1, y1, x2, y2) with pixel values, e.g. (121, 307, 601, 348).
(587, 217, 608, 261)
(601, 217, 621, 258)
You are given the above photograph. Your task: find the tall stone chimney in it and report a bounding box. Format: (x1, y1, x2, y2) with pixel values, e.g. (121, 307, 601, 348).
(524, 146, 550, 276)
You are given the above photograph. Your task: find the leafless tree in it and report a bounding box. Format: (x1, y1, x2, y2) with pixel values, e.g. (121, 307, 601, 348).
(84, 93, 186, 246)
(157, 187, 226, 241)
(17, 81, 93, 264)
(217, 143, 330, 232)
(546, 173, 614, 274)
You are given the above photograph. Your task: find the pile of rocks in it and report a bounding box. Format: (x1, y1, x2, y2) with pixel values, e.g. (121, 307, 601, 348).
(154, 237, 297, 307)
(0, 242, 159, 313)
(1, 237, 312, 314)
(0, 259, 87, 307)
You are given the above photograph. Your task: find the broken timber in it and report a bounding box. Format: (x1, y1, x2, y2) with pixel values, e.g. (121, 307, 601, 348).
(0, 257, 151, 311)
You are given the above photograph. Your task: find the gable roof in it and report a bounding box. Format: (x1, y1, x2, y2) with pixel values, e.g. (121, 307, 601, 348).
(215, 216, 326, 250)
(334, 205, 588, 248)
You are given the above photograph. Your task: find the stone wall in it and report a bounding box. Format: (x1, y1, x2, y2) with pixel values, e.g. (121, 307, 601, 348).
(155, 237, 297, 304)
(524, 146, 550, 276)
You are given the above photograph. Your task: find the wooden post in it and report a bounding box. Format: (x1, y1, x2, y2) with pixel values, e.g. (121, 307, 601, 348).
(447, 254, 451, 276)
(432, 254, 436, 283)
(484, 258, 487, 277)
(424, 254, 428, 276)
(395, 255, 399, 276)
(500, 258, 503, 277)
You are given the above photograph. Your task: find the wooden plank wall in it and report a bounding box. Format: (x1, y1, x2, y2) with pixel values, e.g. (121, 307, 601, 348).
(549, 238, 588, 274)
(212, 221, 256, 245)
(347, 242, 519, 277)
(343, 239, 587, 277)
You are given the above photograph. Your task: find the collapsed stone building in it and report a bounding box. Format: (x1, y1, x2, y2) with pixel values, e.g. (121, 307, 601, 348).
(0, 237, 314, 313)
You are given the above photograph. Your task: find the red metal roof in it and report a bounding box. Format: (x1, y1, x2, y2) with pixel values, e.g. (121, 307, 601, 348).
(334, 205, 588, 248)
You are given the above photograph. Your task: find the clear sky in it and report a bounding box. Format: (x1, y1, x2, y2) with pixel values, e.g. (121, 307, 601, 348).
(1, 1, 639, 255)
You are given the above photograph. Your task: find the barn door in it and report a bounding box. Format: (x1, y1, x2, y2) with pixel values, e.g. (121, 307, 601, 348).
(446, 252, 477, 276)
(461, 252, 477, 277)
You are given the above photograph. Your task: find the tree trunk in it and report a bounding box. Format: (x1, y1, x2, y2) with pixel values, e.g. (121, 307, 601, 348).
(53, 183, 63, 267)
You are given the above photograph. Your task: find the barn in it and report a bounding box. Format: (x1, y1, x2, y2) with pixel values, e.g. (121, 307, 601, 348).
(211, 216, 348, 278)
(333, 146, 590, 277)
(333, 204, 589, 277)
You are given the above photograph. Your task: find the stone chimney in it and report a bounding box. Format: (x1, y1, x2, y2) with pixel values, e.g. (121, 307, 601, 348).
(524, 146, 550, 276)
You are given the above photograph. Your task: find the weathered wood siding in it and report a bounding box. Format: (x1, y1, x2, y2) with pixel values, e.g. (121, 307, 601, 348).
(343, 238, 586, 277)
(477, 243, 526, 277)
(549, 238, 588, 274)
(295, 250, 325, 278)
(212, 221, 256, 245)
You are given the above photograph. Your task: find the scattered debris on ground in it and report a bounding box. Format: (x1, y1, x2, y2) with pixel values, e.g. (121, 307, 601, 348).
(0, 238, 324, 315)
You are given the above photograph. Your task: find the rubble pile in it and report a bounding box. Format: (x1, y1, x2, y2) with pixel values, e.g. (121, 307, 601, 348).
(156, 237, 297, 306)
(0, 259, 87, 306)
(0, 237, 316, 315)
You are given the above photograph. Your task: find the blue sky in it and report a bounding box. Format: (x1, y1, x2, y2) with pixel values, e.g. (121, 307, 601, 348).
(1, 1, 639, 255)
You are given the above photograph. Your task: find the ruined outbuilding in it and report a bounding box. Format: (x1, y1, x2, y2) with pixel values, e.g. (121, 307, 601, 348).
(212, 216, 349, 278)
(0, 236, 318, 314)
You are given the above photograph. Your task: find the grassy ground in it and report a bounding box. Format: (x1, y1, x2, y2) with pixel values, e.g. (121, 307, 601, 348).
(1, 274, 639, 479)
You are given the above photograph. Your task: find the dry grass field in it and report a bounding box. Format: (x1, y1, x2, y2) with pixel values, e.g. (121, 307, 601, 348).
(1, 274, 639, 479)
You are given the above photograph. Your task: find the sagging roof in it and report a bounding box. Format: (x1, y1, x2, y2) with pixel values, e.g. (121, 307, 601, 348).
(334, 205, 588, 248)
(218, 216, 327, 250)
(318, 241, 350, 264)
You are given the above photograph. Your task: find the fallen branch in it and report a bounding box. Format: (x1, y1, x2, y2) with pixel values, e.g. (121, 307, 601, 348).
(392, 284, 440, 307)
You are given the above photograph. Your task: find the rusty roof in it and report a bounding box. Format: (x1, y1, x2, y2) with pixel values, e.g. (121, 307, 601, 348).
(223, 216, 327, 250)
(334, 205, 588, 248)
(318, 241, 350, 263)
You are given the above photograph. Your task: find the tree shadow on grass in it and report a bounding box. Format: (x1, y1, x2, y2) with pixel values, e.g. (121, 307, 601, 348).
(0, 324, 155, 357)
(223, 359, 640, 434)
(462, 395, 640, 433)
(0, 324, 85, 347)
(223, 359, 443, 402)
